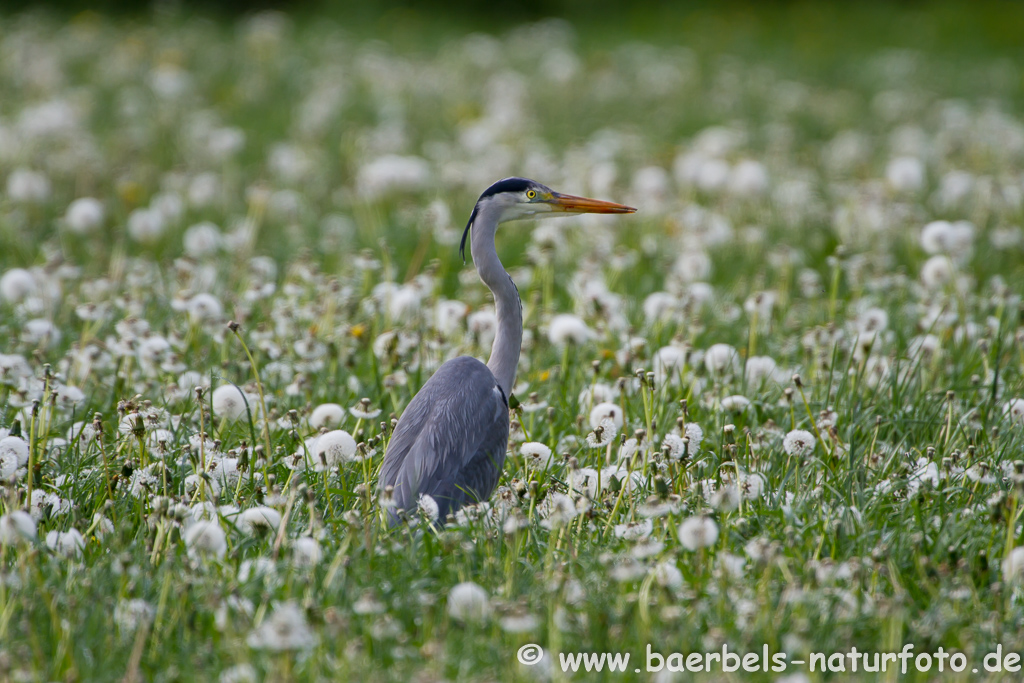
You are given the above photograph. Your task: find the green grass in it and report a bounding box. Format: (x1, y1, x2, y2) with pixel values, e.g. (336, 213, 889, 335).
(1, 4, 1024, 682)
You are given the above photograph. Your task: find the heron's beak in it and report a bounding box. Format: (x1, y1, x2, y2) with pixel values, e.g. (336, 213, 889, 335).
(547, 192, 637, 214)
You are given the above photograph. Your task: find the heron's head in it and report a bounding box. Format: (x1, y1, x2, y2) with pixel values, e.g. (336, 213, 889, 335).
(460, 177, 636, 262)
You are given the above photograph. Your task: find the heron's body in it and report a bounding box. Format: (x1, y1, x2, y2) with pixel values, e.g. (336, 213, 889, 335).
(379, 177, 634, 524)
(379, 356, 509, 522)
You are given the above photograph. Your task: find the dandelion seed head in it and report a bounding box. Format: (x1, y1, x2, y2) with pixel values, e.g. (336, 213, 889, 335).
(114, 599, 154, 635)
(0, 511, 36, 546)
(349, 398, 382, 420)
(745, 356, 781, 386)
(704, 343, 738, 375)
(292, 537, 322, 567)
(1003, 547, 1024, 584)
(728, 159, 769, 196)
(64, 197, 105, 234)
(356, 154, 431, 200)
(237, 506, 282, 535)
(654, 561, 684, 589)
(585, 417, 617, 448)
(0, 435, 29, 468)
(311, 430, 357, 470)
(520, 442, 553, 469)
(211, 384, 249, 422)
(218, 664, 257, 683)
(247, 601, 318, 651)
(614, 519, 653, 540)
(886, 156, 925, 193)
(499, 612, 540, 634)
(310, 403, 345, 429)
(663, 433, 686, 460)
(6, 168, 51, 203)
(920, 255, 954, 290)
(684, 422, 704, 452)
(721, 394, 751, 412)
(46, 528, 85, 558)
(540, 492, 577, 528)
(187, 293, 224, 323)
(547, 314, 593, 347)
(417, 494, 439, 522)
(677, 516, 719, 551)
(447, 581, 491, 622)
(783, 429, 816, 457)
(127, 207, 166, 243)
(184, 519, 227, 560)
(710, 484, 740, 512)
(589, 402, 623, 430)
(1003, 398, 1024, 425)
(183, 221, 223, 258)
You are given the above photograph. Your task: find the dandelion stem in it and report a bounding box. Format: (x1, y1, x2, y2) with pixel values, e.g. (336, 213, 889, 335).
(230, 324, 273, 465)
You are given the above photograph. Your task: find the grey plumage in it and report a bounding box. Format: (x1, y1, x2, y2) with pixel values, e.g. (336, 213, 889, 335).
(379, 357, 509, 522)
(379, 178, 635, 525)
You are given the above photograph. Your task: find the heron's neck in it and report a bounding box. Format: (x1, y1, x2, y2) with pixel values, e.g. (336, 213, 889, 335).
(470, 202, 522, 398)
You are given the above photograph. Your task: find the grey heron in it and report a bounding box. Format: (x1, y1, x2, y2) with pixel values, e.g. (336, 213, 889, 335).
(379, 177, 636, 525)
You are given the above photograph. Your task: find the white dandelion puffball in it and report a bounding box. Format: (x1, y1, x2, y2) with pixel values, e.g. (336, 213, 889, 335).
(704, 343, 738, 375)
(728, 159, 769, 196)
(127, 207, 166, 243)
(310, 403, 345, 430)
(547, 314, 593, 347)
(1003, 547, 1024, 584)
(247, 601, 318, 651)
(64, 197, 105, 234)
(417, 494, 440, 522)
(7, 168, 51, 203)
(653, 345, 687, 384)
(187, 293, 224, 322)
(218, 664, 257, 683)
(0, 511, 37, 546)
(541, 492, 578, 528)
(614, 519, 653, 540)
(0, 451, 21, 481)
(684, 422, 704, 454)
(589, 402, 624, 430)
(212, 384, 249, 422)
(920, 255, 954, 290)
(292, 537, 322, 567)
(1003, 398, 1024, 426)
(721, 394, 751, 412)
(356, 154, 430, 200)
(520, 442, 553, 469)
(783, 429, 816, 457)
(654, 561, 684, 590)
(920, 220, 954, 255)
(46, 528, 85, 558)
(0, 268, 37, 304)
(311, 430, 357, 470)
(745, 356, 781, 386)
(114, 598, 155, 634)
(184, 519, 227, 560)
(447, 581, 491, 622)
(677, 516, 719, 551)
(0, 435, 30, 468)
(183, 221, 223, 258)
(24, 319, 61, 347)
(662, 433, 686, 460)
(885, 156, 925, 193)
(238, 506, 282, 535)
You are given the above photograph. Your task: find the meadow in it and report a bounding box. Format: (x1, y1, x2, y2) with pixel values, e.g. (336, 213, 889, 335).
(1, 5, 1024, 681)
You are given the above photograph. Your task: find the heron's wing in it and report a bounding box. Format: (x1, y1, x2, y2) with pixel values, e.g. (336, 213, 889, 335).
(380, 356, 509, 521)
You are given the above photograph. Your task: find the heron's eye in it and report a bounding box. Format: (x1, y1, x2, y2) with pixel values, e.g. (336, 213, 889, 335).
(526, 190, 537, 200)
